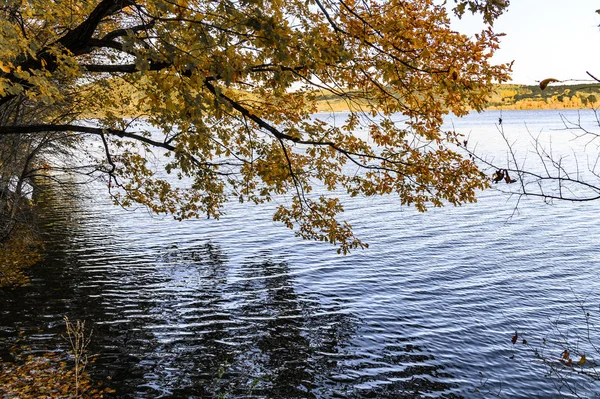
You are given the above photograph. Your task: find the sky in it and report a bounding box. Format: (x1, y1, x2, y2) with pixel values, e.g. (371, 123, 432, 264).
(449, 1, 600, 85)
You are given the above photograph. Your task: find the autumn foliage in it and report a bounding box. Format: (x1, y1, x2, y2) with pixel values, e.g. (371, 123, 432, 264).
(0, 226, 42, 287)
(0, 317, 113, 399)
(0, 0, 510, 253)
(0, 350, 110, 399)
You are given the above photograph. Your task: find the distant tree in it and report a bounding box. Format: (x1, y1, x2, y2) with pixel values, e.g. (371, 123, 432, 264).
(0, 0, 510, 253)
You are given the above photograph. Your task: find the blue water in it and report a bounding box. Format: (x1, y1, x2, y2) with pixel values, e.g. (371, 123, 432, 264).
(2, 109, 600, 398)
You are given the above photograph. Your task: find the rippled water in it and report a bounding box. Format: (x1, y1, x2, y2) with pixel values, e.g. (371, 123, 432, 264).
(2, 110, 600, 398)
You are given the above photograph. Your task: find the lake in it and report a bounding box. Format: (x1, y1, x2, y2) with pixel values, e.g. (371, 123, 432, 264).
(2, 109, 600, 398)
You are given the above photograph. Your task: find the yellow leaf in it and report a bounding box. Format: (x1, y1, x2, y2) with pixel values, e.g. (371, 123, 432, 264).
(0, 62, 11, 73)
(578, 354, 586, 366)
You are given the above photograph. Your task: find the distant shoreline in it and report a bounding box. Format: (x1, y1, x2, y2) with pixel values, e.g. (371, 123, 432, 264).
(314, 83, 600, 113)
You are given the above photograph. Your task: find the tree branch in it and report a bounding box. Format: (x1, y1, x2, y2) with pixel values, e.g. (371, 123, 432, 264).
(203, 78, 410, 175)
(102, 21, 156, 42)
(81, 62, 170, 73)
(0, 124, 237, 175)
(0, 124, 173, 149)
(57, 0, 136, 56)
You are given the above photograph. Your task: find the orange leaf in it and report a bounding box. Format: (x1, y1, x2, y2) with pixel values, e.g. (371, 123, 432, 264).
(539, 78, 559, 90)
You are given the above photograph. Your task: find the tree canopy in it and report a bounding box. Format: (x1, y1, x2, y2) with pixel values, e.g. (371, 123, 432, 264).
(0, 0, 510, 253)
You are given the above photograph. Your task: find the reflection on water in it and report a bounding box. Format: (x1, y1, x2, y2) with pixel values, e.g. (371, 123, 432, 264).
(4, 110, 600, 398)
(0, 184, 459, 399)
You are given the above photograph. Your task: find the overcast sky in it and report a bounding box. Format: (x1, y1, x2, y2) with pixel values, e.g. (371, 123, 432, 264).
(449, 1, 600, 85)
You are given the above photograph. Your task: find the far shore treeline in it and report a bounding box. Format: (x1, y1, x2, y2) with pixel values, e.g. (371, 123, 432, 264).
(313, 83, 600, 112)
(485, 83, 600, 110)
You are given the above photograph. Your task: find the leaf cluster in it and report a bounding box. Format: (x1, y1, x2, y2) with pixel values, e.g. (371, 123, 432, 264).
(0, 347, 112, 399)
(0, 226, 42, 287)
(0, 0, 510, 252)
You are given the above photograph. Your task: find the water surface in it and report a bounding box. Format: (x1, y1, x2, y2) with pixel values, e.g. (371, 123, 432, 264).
(2, 109, 600, 398)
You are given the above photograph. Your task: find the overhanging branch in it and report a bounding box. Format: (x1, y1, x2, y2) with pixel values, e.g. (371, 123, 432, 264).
(82, 62, 171, 73)
(0, 123, 240, 175)
(203, 78, 410, 175)
(0, 124, 173, 150)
